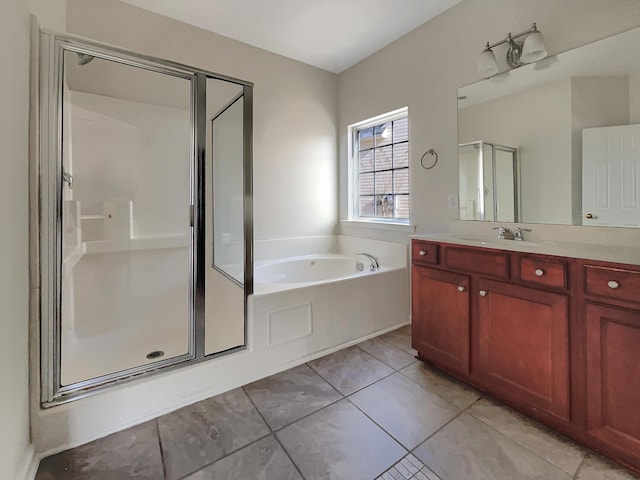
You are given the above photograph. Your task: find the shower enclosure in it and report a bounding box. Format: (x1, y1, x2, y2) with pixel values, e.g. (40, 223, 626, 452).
(38, 31, 253, 405)
(458, 141, 519, 222)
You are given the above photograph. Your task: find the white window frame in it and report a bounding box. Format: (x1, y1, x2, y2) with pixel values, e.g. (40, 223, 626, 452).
(347, 107, 410, 226)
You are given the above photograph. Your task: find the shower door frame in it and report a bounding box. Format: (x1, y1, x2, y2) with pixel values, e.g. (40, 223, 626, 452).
(458, 140, 520, 222)
(37, 30, 254, 406)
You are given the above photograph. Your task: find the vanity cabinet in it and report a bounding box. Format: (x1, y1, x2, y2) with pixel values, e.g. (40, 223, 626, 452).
(477, 278, 570, 421)
(582, 262, 640, 460)
(411, 239, 640, 474)
(585, 303, 640, 457)
(412, 266, 470, 375)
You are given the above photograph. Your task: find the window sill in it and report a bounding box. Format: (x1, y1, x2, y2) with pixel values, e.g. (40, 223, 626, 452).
(341, 220, 417, 233)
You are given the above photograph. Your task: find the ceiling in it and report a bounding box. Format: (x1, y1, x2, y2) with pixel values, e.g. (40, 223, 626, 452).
(120, 0, 463, 73)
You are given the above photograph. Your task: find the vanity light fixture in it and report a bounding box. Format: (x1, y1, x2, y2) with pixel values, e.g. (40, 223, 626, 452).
(477, 23, 548, 78)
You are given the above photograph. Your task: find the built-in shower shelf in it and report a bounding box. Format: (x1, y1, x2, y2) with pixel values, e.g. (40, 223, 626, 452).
(129, 234, 189, 251)
(62, 243, 87, 277)
(83, 234, 189, 255)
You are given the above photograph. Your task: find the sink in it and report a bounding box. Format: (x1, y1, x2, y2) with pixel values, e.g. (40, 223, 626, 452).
(451, 234, 493, 245)
(450, 234, 550, 248)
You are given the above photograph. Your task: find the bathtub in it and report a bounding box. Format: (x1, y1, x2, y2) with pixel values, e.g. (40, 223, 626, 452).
(250, 236, 409, 354)
(254, 254, 390, 292)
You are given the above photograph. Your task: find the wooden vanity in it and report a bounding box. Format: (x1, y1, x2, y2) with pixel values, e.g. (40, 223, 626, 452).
(411, 238, 640, 474)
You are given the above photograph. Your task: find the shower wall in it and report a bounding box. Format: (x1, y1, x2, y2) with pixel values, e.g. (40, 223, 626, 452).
(60, 77, 192, 385)
(66, 0, 339, 242)
(69, 91, 190, 238)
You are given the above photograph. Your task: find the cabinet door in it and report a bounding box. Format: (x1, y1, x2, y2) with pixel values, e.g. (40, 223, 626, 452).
(477, 279, 570, 420)
(412, 266, 470, 374)
(586, 303, 640, 457)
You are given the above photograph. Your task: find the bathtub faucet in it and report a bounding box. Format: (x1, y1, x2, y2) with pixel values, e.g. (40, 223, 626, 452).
(356, 252, 379, 271)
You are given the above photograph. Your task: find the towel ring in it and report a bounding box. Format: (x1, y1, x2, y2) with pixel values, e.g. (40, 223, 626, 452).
(420, 149, 438, 170)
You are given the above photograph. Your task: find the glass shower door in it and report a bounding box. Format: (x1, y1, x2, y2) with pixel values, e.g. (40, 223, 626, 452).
(59, 50, 194, 386)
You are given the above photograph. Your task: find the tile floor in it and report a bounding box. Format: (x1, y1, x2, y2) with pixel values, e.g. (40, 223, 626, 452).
(36, 325, 640, 480)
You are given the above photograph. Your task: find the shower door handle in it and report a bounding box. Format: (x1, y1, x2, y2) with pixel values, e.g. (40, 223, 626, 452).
(62, 170, 73, 189)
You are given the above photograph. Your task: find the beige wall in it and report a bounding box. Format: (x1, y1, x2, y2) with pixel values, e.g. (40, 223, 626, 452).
(29, 0, 66, 31)
(66, 0, 339, 242)
(630, 71, 640, 123)
(338, 0, 640, 241)
(1, 2, 32, 480)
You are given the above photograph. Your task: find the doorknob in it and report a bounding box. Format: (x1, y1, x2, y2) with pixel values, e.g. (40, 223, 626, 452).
(585, 213, 594, 219)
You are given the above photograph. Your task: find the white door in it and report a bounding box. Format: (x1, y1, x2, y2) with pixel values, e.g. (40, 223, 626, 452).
(582, 125, 640, 227)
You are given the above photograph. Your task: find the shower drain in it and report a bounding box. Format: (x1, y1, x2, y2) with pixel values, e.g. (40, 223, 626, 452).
(146, 350, 165, 360)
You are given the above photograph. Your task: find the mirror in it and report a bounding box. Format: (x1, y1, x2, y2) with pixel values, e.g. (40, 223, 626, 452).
(458, 26, 640, 228)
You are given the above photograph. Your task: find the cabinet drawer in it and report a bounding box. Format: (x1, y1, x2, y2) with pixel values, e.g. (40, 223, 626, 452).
(412, 241, 438, 265)
(445, 247, 509, 278)
(585, 265, 640, 304)
(519, 257, 567, 289)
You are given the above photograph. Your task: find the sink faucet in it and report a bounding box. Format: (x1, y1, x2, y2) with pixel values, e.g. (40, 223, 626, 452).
(356, 252, 379, 271)
(513, 227, 532, 241)
(492, 226, 514, 240)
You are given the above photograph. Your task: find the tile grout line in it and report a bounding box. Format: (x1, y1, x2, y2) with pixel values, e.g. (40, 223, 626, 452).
(170, 388, 273, 480)
(241, 384, 276, 434)
(572, 455, 587, 479)
(272, 396, 345, 433)
(344, 396, 411, 460)
(395, 363, 485, 415)
(272, 429, 309, 480)
(343, 370, 481, 475)
(243, 364, 346, 433)
(154, 418, 168, 480)
(400, 396, 483, 473)
(465, 401, 587, 477)
(174, 432, 273, 480)
(374, 329, 415, 352)
(354, 339, 418, 372)
(242, 385, 308, 480)
(300, 363, 346, 399)
(304, 349, 397, 397)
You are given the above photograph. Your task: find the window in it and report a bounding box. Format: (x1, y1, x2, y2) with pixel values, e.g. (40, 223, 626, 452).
(350, 108, 409, 223)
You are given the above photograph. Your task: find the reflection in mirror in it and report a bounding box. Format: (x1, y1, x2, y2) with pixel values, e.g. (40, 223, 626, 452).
(211, 94, 244, 283)
(459, 141, 518, 222)
(205, 78, 246, 356)
(458, 26, 640, 227)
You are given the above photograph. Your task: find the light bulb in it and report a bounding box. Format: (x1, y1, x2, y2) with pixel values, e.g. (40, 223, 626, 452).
(521, 31, 547, 63)
(477, 48, 499, 78)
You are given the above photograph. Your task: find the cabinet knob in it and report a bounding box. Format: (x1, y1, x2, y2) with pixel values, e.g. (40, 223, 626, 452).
(534, 269, 544, 277)
(457, 286, 466, 292)
(419, 250, 427, 256)
(608, 280, 620, 289)
(585, 213, 594, 219)
(479, 290, 488, 297)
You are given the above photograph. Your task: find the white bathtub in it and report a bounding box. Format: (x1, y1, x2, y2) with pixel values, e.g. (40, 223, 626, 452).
(251, 237, 409, 352)
(254, 254, 387, 291)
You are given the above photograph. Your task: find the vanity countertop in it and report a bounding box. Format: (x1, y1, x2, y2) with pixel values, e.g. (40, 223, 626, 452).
(412, 233, 640, 266)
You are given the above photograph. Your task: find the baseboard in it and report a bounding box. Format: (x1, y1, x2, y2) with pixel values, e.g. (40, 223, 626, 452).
(16, 444, 39, 480)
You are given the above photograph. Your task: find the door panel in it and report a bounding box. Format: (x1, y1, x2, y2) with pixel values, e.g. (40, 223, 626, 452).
(477, 278, 570, 420)
(586, 303, 640, 456)
(412, 266, 470, 374)
(583, 125, 640, 227)
(60, 51, 193, 386)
